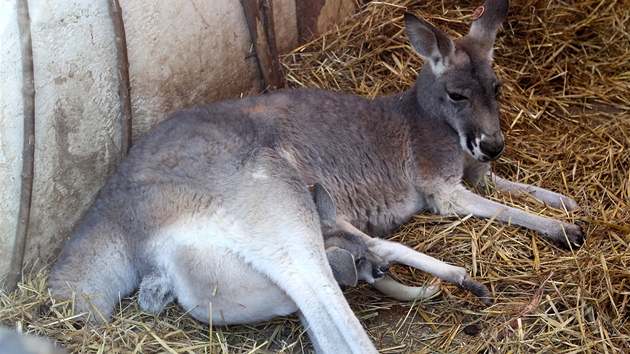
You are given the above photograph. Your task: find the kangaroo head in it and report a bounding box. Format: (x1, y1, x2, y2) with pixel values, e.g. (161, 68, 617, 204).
(324, 232, 390, 286)
(405, 0, 509, 162)
(309, 183, 389, 286)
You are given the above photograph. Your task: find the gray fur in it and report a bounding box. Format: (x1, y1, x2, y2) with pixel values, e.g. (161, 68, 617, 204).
(325, 247, 359, 287)
(313, 182, 390, 285)
(325, 231, 389, 285)
(309, 183, 338, 234)
(137, 271, 174, 314)
(48, 0, 580, 351)
(135, 183, 390, 316)
(0, 328, 65, 354)
(468, 0, 511, 54)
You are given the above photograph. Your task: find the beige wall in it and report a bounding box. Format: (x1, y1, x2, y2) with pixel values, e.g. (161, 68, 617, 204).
(0, 0, 26, 281)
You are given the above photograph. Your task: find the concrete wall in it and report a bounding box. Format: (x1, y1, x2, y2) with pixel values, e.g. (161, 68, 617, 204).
(0, 0, 356, 287)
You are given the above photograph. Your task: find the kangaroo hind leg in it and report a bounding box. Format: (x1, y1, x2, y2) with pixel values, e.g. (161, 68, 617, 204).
(229, 150, 378, 354)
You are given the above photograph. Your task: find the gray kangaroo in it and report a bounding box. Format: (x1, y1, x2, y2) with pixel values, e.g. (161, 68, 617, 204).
(49, 0, 582, 352)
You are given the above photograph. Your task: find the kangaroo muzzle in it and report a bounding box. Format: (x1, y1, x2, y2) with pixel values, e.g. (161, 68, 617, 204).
(479, 131, 505, 162)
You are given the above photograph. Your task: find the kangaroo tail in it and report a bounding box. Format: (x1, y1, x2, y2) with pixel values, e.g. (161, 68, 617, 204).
(47, 210, 139, 324)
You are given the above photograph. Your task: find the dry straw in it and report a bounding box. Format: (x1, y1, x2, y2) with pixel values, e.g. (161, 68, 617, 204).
(2, 0, 629, 352)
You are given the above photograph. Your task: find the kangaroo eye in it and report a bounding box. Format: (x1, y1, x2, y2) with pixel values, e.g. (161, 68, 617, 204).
(493, 84, 501, 97)
(447, 92, 467, 102)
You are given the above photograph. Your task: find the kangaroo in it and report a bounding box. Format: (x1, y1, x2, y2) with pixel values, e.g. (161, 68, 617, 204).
(49, 0, 582, 352)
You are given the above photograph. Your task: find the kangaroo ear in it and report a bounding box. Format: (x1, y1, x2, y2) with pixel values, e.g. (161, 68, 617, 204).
(467, 0, 510, 56)
(404, 12, 454, 75)
(309, 183, 337, 230)
(325, 247, 358, 287)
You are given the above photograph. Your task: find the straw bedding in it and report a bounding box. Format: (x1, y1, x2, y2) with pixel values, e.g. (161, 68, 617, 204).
(2, 0, 629, 352)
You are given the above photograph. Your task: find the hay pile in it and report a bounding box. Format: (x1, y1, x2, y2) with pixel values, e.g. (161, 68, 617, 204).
(2, 0, 629, 352)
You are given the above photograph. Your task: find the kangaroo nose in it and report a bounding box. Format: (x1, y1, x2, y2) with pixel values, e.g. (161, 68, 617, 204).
(373, 263, 390, 279)
(480, 138, 504, 161)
